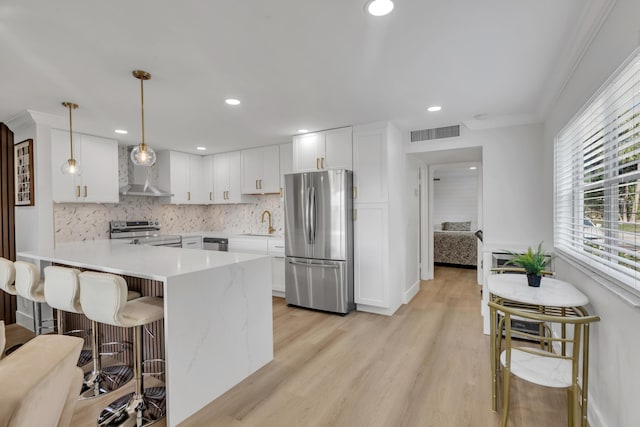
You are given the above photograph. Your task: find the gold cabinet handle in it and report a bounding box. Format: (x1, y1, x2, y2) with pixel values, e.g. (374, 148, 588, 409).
(353, 208, 357, 221)
(316, 158, 320, 170)
(76, 185, 81, 197)
(256, 179, 259, 190)
(280, 187, 283, 197)
(353, 186, 357, 200)
(259, 179, 262, 190)
(188, 191, 191, 201)
(321, 157, 325, 169)
(210, 191, 212, 201)
(83, 185, 87, 198)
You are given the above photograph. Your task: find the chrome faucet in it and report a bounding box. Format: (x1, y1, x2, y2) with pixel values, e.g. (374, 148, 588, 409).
(261, 210, 275, 234)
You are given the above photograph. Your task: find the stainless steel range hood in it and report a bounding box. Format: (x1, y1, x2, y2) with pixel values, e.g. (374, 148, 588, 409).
(119, 151, 173, 197)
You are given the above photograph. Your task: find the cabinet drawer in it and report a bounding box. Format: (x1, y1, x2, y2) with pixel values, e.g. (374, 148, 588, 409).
(268, 240, 285, 256)
(228, 238, 268, 254)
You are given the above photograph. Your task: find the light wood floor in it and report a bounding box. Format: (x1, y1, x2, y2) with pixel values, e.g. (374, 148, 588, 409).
(4, 266, 566, 426)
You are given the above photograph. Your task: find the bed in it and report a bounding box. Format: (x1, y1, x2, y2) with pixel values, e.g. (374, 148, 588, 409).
(434, 221, 478, 267)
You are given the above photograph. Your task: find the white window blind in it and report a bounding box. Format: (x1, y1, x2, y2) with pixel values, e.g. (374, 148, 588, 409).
(555, 49, 640, 294)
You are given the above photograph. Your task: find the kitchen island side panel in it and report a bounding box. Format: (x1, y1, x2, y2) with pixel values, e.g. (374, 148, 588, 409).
(163, 256, 273, 426)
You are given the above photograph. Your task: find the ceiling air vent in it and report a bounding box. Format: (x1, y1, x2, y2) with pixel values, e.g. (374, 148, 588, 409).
(410, 125, 460, 143)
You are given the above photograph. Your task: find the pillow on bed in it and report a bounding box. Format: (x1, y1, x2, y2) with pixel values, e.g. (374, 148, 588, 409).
(442, 221, 471, 231)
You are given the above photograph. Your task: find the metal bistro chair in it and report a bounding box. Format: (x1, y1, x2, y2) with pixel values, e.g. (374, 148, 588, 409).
(488, 301, 600, 427)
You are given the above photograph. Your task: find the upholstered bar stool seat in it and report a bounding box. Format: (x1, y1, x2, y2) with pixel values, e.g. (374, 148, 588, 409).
(14, 261, 54, 335)
(80, 271, 165, 427)
(45, 266, 140, 399)
(0, 258, 16, 296)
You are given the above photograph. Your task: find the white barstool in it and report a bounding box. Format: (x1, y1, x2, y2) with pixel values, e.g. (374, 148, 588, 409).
(0, 257, 16, 296)
(44, 266, 138, 399)
(14, 260, 54, 335)
(80, 271, 165, 427)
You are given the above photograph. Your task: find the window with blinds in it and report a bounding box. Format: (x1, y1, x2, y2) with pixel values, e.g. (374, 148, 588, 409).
(555, 49, 640, 294)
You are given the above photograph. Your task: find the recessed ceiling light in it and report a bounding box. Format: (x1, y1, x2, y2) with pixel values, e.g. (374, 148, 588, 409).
(115, 129, 128, 134)
(427, 106, 442, 112)
(196, 146, 207, 151)
(225, 98, 241, 106)
(366, 0, 394, 16)
(297, 129, 309, 134)
(469, 166, 477, 170)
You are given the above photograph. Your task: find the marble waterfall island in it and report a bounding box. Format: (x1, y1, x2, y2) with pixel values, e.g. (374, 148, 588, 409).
(18, 240, 274, 426)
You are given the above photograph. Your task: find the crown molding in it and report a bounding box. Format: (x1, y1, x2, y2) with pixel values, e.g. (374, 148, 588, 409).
(537, 0, 617, 120)
(5, 109, 64, 130)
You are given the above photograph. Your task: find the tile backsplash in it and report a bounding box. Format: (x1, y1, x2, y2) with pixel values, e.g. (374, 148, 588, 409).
(54, 195, 283, 242)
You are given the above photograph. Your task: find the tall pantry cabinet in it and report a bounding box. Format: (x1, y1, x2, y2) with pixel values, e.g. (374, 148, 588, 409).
(352, 122, 405, 315)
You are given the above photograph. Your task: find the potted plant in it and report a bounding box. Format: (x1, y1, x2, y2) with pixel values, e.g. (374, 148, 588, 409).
(504, 242, 553, 287)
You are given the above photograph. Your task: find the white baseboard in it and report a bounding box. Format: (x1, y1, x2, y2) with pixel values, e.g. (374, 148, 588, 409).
(356, 303, 399, 316)
(402, 280, 421, 304)
(272, 290, 285, 299)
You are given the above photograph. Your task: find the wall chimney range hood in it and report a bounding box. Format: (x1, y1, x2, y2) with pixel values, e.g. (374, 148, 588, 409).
(119, 147, 173, 197)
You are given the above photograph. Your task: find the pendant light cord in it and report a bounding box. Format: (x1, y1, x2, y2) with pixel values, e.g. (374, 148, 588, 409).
(68, 104, 73, 158)
(140, 76, 145, 149)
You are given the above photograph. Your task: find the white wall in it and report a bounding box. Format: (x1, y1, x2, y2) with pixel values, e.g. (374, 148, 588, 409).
(433, 170, 478, 230)
(543, 1, 640, 425)
(8, 111, 58, 252)
(407, 123, 549, 253)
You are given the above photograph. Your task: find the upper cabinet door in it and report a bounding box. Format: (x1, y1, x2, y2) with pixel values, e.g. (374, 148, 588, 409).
(169, 151, 190, 204)
(324, 127, 352, 170)
(292, 127, 352, 172)
(352, 126, 388, 204)
(51, 129, 81, 202)
(51, 130, 118, 203)
(212, 153, 229, 203)
(202, 155, 214, 204)
(188, 154, 205, 204)
(241, 147, 263, 194)
(79, 134, 119, 203)
(226, 151, 244, 202)
(293, 132, 323, 172)
(259, 145, 280, 193)
(279, 142, 293, 198)
(241, 145, 280, 194)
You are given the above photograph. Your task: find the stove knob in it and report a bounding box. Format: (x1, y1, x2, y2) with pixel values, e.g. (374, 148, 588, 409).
(154, 220, 159, 226)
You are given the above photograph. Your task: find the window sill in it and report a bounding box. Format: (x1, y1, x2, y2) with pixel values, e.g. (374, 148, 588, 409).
(556, 249, 640, 308)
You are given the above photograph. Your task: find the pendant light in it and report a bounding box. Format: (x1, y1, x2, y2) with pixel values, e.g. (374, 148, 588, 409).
(130, 70, 156, 166)
(61, 101, 81, 175)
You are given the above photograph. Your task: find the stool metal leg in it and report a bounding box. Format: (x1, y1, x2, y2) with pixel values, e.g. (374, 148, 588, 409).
(80, 320, 133, 400)
(98, 325, 165, 427)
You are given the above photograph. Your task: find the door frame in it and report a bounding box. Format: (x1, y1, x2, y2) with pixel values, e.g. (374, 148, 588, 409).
(420, 161, 483, 281)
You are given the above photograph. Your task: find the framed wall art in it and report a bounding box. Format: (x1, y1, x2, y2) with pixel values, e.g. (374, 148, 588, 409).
(15, 139, 34, 206)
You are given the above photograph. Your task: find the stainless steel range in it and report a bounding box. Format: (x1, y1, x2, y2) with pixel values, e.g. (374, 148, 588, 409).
(109, 220, 182, 247)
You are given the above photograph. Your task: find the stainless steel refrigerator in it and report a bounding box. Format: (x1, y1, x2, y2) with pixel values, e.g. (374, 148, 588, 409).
(284, 170, 354, 314)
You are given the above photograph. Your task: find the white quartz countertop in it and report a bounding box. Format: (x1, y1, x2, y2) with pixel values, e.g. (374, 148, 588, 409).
(17, 240, 267, 281)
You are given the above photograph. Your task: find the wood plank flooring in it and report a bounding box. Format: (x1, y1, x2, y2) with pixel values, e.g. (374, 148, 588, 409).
(4, 266, 566, 426)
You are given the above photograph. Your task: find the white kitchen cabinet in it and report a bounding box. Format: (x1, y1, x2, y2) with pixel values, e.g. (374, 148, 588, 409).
(352, 122, 404, 315)
(271, 257, 285, 295)
(228, 237, 285, 295)
(51, 129, 119, 203)
(158, 151, 207, 204)
(202, 155, 214, 204)
(292, 126, 352, 172)
(212, 152, 256, 204)
(352, 126, 388, 203)
(241, 145, 280, 194)
(354, 204, 388, 307)
(182, 235, 203, 249)
(279, 142, 293, 198)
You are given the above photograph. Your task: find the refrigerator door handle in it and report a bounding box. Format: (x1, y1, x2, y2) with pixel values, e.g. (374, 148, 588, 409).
(287, 259, 339, 269)
(309, 186, 316, 243)
(305, 187, 312, 243)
